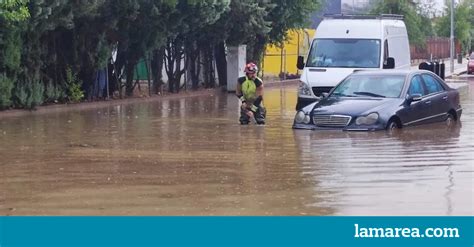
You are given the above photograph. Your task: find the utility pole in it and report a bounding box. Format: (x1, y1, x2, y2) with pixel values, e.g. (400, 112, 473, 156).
(450, 0, 455, 73)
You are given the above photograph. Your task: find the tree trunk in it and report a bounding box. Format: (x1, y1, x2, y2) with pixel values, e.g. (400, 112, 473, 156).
(112, 46, 128, 98)
(186, 41, 200, 90)
(174, 44, 182, 93)
(201, 44, 215, 88)
(214, 41, 227, 87)
(125, 61, 136, 97)
(151, 47, 165, 94)
(165, 37, 186, 93)
(165, 40, 175, 93)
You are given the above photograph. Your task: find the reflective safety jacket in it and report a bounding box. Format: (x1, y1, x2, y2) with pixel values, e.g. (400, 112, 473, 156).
(238, 76, 263, 103)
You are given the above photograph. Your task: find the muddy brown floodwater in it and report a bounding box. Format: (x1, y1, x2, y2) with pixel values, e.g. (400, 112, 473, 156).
(1, 79, 473, 216)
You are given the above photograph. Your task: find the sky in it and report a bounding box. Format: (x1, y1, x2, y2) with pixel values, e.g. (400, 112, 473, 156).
(432, 0, 445, 12)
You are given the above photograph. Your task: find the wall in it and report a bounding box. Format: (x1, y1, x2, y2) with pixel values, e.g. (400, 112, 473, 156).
(262, 29, 316, 78)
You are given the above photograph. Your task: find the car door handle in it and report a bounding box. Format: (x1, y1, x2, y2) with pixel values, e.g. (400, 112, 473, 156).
(443, 96, 448, 101)
(425, 100, 431, 104)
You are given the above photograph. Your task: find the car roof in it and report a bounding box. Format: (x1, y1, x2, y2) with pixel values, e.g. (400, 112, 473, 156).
(351, 69, 425, 77)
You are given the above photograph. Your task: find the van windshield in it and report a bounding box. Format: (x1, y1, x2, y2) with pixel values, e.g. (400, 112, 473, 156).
(306, 39, 381, 68)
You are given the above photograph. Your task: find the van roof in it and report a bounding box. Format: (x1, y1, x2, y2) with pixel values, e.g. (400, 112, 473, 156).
(323, 14, 404, 20)
(315, 17, 406, 39)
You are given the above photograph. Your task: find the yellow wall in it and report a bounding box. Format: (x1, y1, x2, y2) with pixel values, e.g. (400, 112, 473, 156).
(263, 29, 316, 77)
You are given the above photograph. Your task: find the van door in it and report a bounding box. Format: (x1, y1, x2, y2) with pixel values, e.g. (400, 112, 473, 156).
(381, 39, 390, 69)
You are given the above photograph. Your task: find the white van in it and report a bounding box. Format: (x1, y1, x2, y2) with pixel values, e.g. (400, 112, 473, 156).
(296, 14, 411, 110)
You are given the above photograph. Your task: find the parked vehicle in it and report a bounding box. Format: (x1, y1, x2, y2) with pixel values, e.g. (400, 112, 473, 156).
(293, 70, 462, 131)
(296, 14, 411, 110)
(467, 53, 474, 74)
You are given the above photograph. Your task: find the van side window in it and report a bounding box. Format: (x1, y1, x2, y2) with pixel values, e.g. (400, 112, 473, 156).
(408, 75, 425, 96)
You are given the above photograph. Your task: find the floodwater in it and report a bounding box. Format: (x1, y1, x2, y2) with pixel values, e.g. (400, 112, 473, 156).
(0, 79, 473, 216)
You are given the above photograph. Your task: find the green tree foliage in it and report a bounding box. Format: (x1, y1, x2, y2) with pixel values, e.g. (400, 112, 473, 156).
(415, 0, 437, 38)
(12, 72, 44, 109)
(65, 67, 84, 102)
(0, 74, 14, 109)
(1, 0, 322, 109)
(435, 0, 472, 53)
(217, 0, 321, 64)
(0, 0, 29, 22)
(0, 0, 30, 109)
(371, 0, 425, 46)
(110, 0, 178, 96)
(470, 0, 474, 52)
(167, 0, 230, 91)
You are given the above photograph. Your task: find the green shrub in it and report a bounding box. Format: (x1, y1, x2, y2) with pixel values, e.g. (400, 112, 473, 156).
(30, 78, 44, 107)
(12, 78, 44, 109)
(44, 81, 66, 103)
(0, 74, 14, 110)
(65, 67, 84, 102)
(13, 81, 30, 109)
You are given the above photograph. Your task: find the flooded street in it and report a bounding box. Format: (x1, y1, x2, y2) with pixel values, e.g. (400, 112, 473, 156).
(0, 79, 473, 216)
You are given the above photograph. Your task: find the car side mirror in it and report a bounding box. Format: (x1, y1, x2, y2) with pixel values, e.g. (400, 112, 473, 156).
(383, 57, 395, 69)
(297, 56, 305, 70)
(406, 93, 422, 104)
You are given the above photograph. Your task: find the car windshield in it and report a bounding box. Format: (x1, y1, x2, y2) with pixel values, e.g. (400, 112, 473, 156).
(331, 74, 406, 98)
(306, 39, 381, 68)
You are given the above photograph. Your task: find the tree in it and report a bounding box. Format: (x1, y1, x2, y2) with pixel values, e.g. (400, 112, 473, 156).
(371, 0, 426, 46)
(208, 0, 321, 84)
(435, 0, 472, 54)
(110, 0, 178, 96)
(1, 0, 325, 110)
(0, 0, 30, 109)
(251, 0, 322, 62)
(415, 0, 437, 37)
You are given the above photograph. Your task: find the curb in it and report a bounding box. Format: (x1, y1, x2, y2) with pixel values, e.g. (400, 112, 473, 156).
(264, 79, 299, 88)
(0, 88, 220, 118)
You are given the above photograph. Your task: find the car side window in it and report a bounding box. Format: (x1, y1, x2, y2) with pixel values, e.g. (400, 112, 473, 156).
(422, 74, 444, 94)
(408, 75, 425, 96)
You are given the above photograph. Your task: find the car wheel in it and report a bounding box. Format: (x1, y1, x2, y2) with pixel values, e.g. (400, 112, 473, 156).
(446, 112, 456, 128)
(386, 119, 401, 133)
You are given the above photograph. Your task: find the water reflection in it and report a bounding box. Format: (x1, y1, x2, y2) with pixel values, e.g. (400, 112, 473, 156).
(294, 79, 473, 215)
(0, 81, 472, 215)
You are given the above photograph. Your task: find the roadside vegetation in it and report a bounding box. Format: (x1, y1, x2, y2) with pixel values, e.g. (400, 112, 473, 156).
(1, 0, 471, 110)
(0, 0, 320, 110)
(371, 0, 472, 53)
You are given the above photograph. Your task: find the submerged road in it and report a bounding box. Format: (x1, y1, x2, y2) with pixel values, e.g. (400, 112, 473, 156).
(0, 77, 473, 215)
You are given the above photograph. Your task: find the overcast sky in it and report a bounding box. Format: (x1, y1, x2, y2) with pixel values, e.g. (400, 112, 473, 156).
(432, 0, 445, 11)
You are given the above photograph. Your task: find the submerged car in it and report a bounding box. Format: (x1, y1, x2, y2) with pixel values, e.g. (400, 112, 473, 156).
(468, 53, 474, 74)
(293, 70, 462, 131)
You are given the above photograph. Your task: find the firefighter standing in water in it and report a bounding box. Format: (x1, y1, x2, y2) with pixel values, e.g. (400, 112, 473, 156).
(236, 62, 266, 125)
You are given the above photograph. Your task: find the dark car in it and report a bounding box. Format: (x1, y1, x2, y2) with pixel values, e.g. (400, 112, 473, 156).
(468, 53, 474, 74)
(293, 70, 462, 131)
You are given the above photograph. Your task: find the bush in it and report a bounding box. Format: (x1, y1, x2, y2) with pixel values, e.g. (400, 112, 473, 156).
(0, 74, 14, 110)
(44, 80, 66, 103)
(65, 67, 84, 102)
(12, 78, 44, 109)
